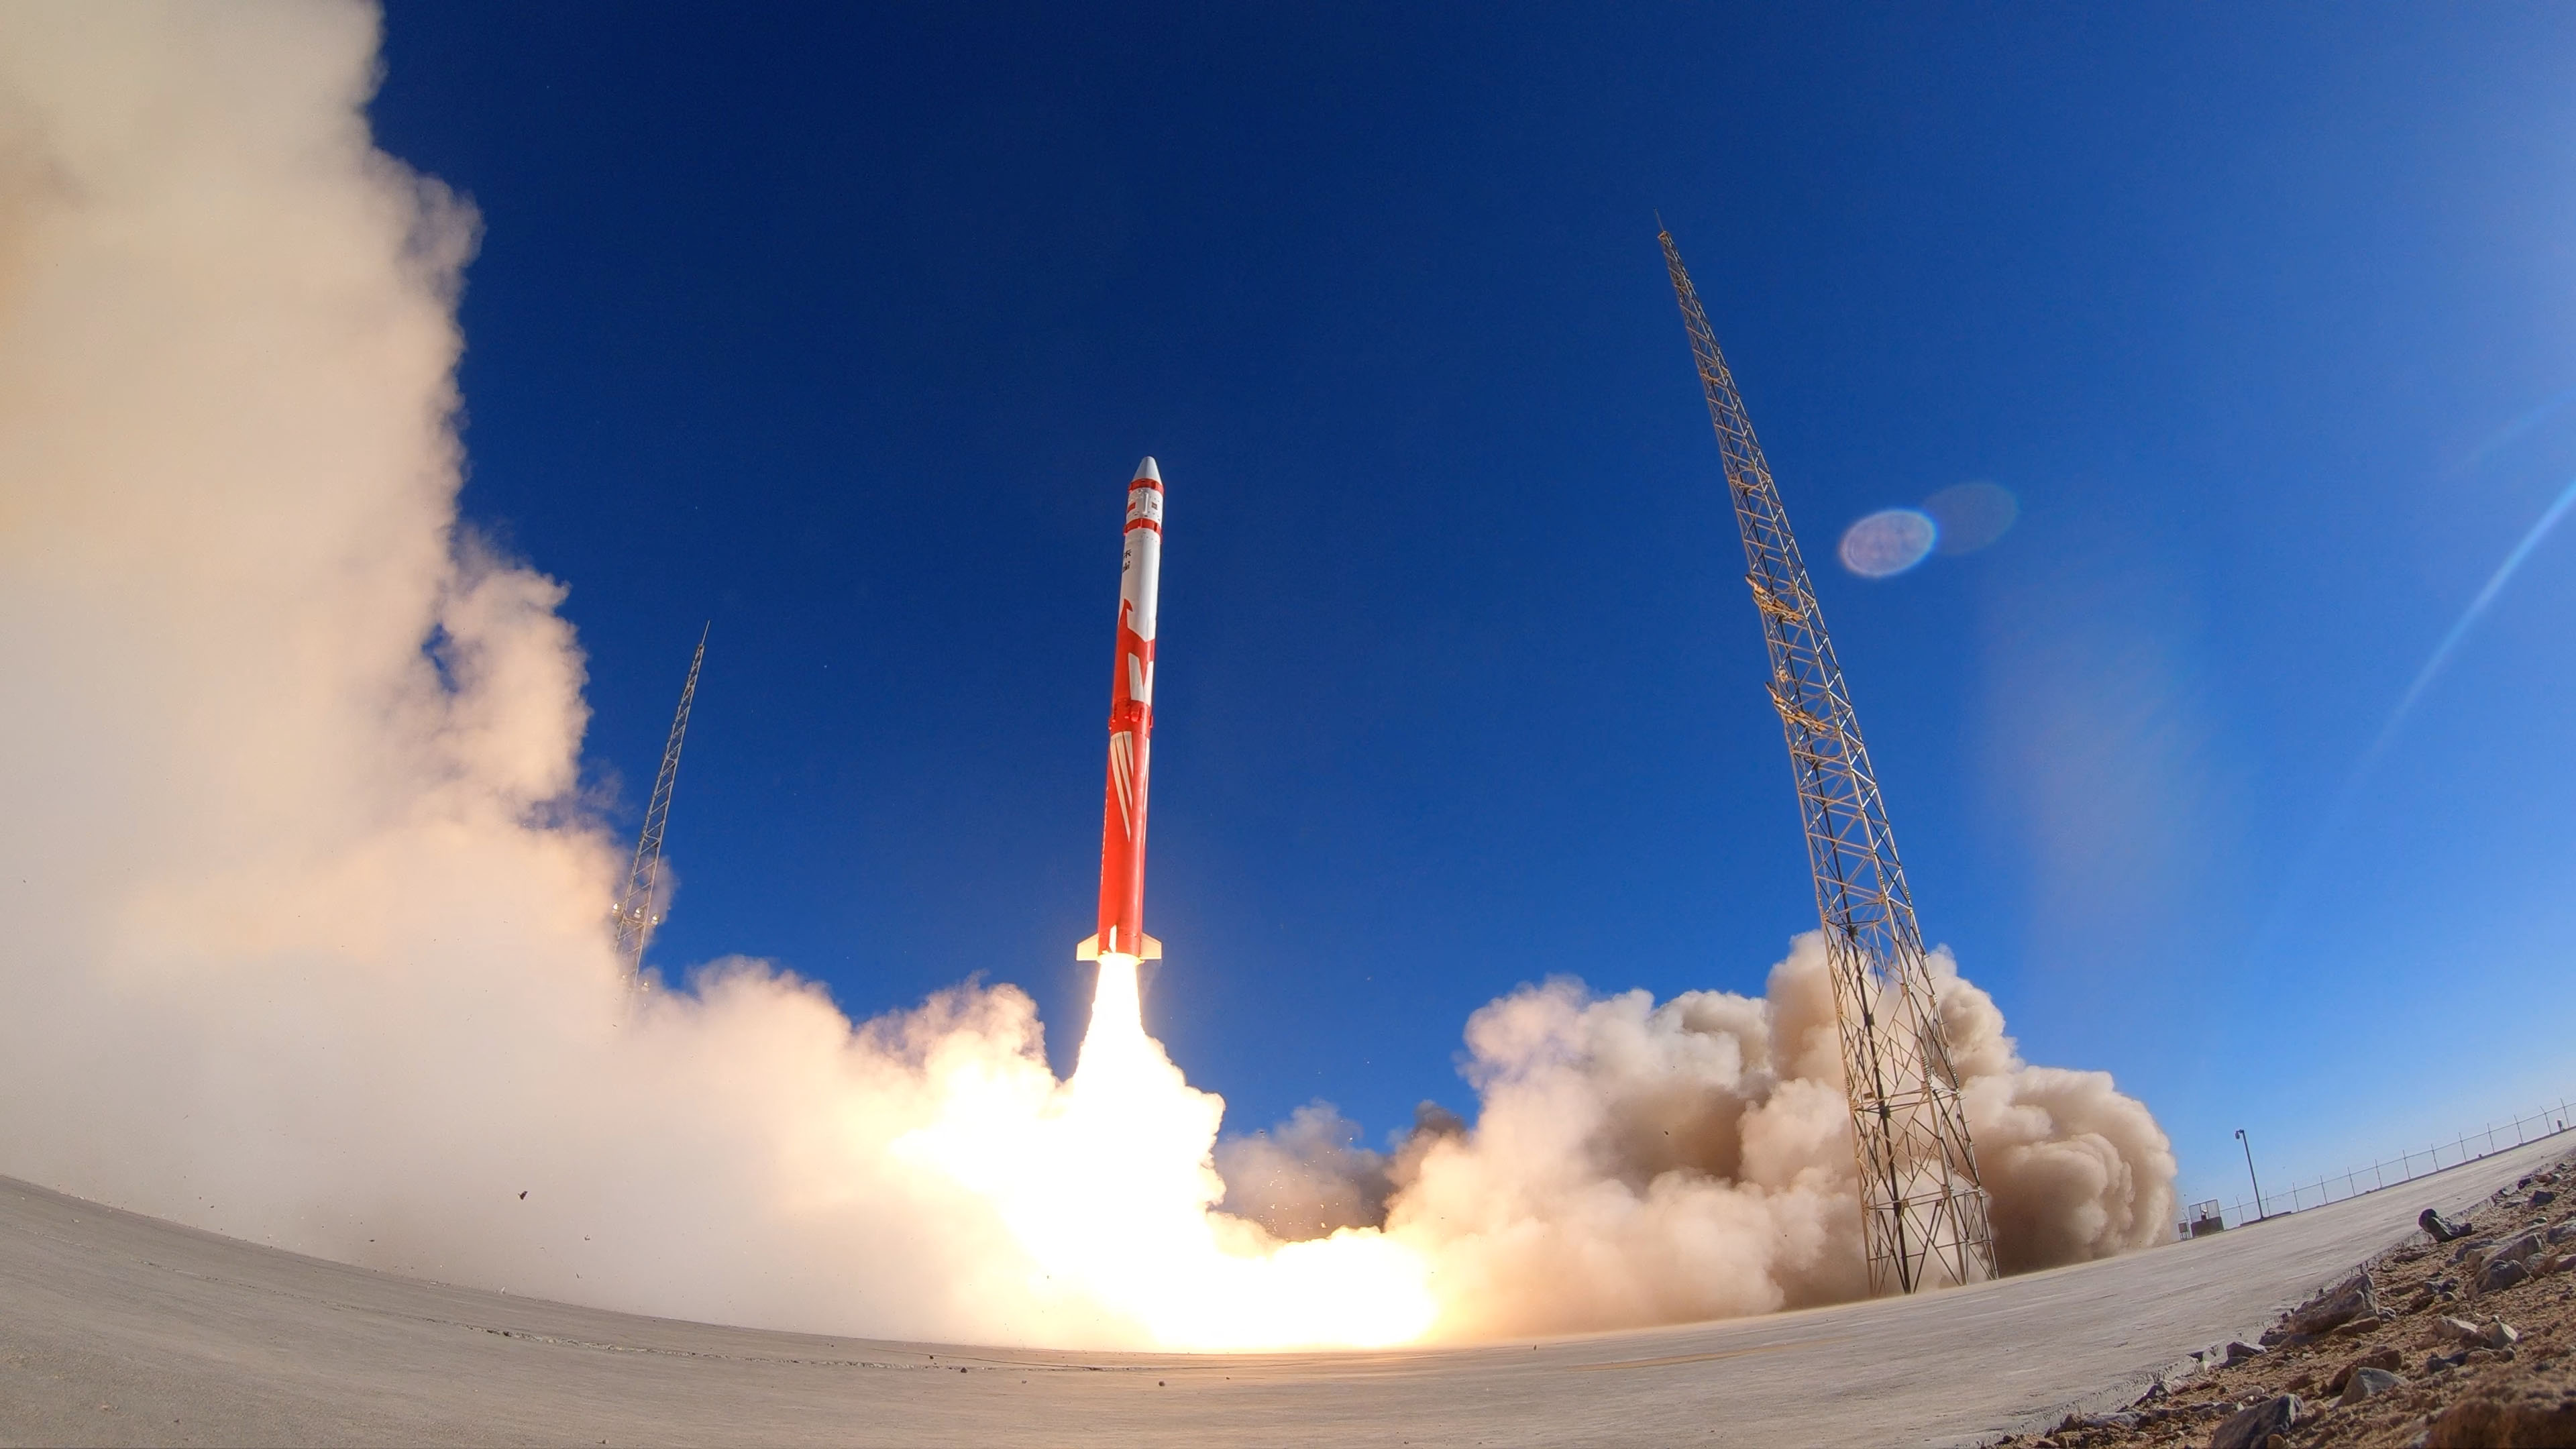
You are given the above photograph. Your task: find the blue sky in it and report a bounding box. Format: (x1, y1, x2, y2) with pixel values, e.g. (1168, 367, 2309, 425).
(372, 3, 2576, 1213)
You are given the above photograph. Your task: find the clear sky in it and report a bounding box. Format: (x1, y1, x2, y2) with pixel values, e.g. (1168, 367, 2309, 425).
(370, 3, 2576, 1214)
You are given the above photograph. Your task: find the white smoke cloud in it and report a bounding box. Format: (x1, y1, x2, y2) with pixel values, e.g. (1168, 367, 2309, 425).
(0, 0, 1056, 1347)
(0, 1, 2174, 1353)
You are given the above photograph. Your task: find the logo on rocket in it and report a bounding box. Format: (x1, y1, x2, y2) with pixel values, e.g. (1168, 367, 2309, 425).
(1077, 457, 1165, 963)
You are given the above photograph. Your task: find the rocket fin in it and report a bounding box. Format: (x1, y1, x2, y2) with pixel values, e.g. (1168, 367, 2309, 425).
(1075, 932, 1159, 960)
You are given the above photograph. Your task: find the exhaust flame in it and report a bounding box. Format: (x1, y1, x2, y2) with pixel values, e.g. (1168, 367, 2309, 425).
(898, 955, 1436, 1348)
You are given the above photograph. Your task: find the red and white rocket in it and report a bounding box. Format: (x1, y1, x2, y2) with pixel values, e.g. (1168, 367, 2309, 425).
(1077, 457, 1165, 963)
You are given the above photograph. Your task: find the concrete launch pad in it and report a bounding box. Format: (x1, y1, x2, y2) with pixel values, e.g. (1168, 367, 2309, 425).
(1, 1138, 2560, 1448)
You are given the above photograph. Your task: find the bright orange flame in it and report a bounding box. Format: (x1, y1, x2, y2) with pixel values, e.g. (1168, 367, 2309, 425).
(896, 954, 1437, 1350)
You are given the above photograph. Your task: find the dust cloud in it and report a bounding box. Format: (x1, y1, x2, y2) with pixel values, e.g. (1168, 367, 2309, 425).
(1221, 939, 2177, 1337)
(0, 1, 2174, 1351)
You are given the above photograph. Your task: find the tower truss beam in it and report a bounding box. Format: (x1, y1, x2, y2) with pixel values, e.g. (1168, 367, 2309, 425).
(1658, 226, 1998, 1294)
(612, 624, 707, 976)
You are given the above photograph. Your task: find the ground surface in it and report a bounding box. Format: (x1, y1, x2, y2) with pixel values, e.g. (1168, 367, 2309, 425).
(2010, 1148, 2576, 1449)
(1, 1137, 2566, 1448)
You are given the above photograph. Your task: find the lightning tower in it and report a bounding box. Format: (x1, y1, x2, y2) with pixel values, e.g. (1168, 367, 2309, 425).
(1658, 226, 1998, 1293)
(612, 624, 707, 975)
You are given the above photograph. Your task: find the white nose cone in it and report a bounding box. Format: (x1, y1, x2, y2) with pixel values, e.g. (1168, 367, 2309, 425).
(1134, 456, 1161, 484)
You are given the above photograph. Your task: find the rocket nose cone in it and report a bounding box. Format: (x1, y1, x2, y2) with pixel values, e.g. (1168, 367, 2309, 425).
(1133, 456, 1161, 484)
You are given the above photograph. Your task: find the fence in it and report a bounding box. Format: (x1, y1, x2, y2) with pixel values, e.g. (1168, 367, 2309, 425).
(2186, 1095, 2575, 1237)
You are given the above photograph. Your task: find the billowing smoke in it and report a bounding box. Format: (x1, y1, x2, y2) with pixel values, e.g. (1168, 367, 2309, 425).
(1220, 939, 2177, 1337)
(0, 2, 2173, 1352)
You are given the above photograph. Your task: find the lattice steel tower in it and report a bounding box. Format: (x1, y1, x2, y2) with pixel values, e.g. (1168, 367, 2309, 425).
(1658, 226, 1998, 1293)
(612, 624, 708, 975)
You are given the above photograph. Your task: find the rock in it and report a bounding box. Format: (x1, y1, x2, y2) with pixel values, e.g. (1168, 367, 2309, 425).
(2436, 1315, 2487, 1344)
(2426, 1387, 2576, 1448)
(2450, 1237, 2493, 1264)
(2477, 1318, 2521, 1350)
(2070, 1411, 2141, 1431)
(2209, 1394, 2300, 1449)
(2286, 1271, 2381, 1335)
(2478, 1258, 2531, 1294)
(2492, 1228, 2548, 1267)
(2550, 1220, 2576, 1246)
(2225, 1340, 2266, 1364)
(2327, 1346, 2406, 1393)
(2533, 1189, 2558, 1208)
(2338, 1367, 2403, 1405)
(2421, 1208, 2471, 1242)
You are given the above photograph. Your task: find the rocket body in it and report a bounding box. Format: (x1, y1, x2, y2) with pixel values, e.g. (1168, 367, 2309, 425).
(1078, 457, 1165, 963)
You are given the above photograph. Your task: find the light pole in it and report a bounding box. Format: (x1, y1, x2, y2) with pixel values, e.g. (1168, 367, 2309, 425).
(2236, 1128, 2267, 1222)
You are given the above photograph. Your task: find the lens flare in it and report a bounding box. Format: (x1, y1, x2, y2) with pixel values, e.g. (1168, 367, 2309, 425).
(1838, 508, 1938, 578)
(1923, 481, 2018, 555)
(2373, 475, 2576, 755)
(895, 954, 1438, 1350)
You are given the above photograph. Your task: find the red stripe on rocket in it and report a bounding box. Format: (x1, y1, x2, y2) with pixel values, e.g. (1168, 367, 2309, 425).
(1077, 457, 1165, 963)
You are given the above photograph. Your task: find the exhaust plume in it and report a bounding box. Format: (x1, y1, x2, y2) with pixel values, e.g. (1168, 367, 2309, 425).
(0, 1, 2174, 1352)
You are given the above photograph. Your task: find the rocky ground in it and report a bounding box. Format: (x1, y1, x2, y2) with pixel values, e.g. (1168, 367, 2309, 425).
(1995, 1152, 2576, 1449)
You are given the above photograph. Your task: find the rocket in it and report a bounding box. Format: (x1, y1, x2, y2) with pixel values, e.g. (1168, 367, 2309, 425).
(1076, 457, 1165, 963)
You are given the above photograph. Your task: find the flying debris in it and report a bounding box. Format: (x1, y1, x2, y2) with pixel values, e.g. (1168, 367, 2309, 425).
(1077, 458, 1165, 964)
